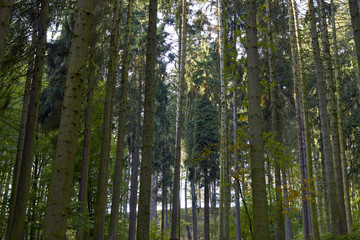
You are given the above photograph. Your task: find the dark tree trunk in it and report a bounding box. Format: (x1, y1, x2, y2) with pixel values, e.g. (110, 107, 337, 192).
(136, 0, 158, 238)
(6, 1, 49, 238)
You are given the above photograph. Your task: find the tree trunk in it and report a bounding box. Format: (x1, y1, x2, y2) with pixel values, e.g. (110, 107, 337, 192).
(246, 0, 270, 239)
(282, 170, 292, 240)
(171, 1, 186, 238)
(108, 0, 133, 238)
(0, 0, 12, 68)
(42, 0, 93, 238)
(233, 69, 241, 240)
(331, 0, 352, 231)
(204, 169, 210, 240)
(150, 172, 158, 223)
(290, 0, 320, 235)
(218, 0, 229, 238)
(348, 0, 360, 72)
(191, 172, 197, 240)
(318, 0, 347, 233)
(93, 0, 122, 238)
(267, 0, 285, 238)
(5, 28, 36, 239)
(136, 0, 158, 238)
(128, 70, 142, 240)
(288, 0, 311, 238)
(308, 0, 342, 234)
(76, 3, 101, 237)
(6, 0, 49, 238)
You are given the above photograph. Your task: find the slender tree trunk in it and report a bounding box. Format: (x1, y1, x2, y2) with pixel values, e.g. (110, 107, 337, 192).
(191, 172, 197, 240)
(93, 0, 123, 238)
(218, 0, 229, 238)
(150, 172, 158, 223)
(108, 0, 133, 238)
(282, 170, 292, 240)
(246, 0, 270, 238)
(6, 1, 49, 238)
(136, 0, 158, 238)
(317, 0, 347, 233)
(308, 0, 342, 234)
(171, 1, 186, 238)
(42, 0, 93, 238)
(76, 3, 101, 237)
(128, 70, 142, 240)
(204, 169, 210, 240)
(331, 0, 352, 231)
(0, 0, 12, 68)
(290, 0, 320, 235)
(6, 28, 36, 239)
(267, 0, 285, 238)
(348, 0, 360, 71)
(233, 69, 241, 240)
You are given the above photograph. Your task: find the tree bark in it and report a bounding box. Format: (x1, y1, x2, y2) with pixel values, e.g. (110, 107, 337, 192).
(128, 69, 142, 240)
(0, 0, 12, 68)
(136, 0, 158, 238)
(42, 0, 93, 238)
(6, 0, 49, 238)
(317, 0, 347, 233)
(5, 28, 36, 240)
(308, 0, 342, 234)
(108, 0, 134, 238)
(331, 0, 352, 232)
(218, 0, 229, 238)
(93, 0, 122, 238)
(246, 0, 270, 239)
(171, 0, 186, 238)
(267, 0, 285, 238)
(348, 0, 360, 72)
(76, 3, 101, 237)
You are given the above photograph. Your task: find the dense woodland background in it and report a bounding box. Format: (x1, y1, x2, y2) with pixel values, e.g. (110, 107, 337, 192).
(1, 0, 360, 239)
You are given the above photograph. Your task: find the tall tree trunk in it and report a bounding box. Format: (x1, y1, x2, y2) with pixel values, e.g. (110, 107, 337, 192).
(348, 0, 360, 72)
(136, 0, 158, 238)
(128, 69, 142, 240)
(317, 0, 347, 234)
(171, 0, 186, 238)
(42, 0, 93, 238)
(246, 0, 270, 239)
(6, 0, 49, 238)
(0, 0, 12, 67)
(108, 0, 133, 238)
(6, 28, 36, 239)
(308, 0, 342, 234)
(76, 2, 101, 237)
(233, 68, 241, 240)
(331, 0, 352, 231)
(218, 0, 229, 238)
(288, 0, 311, 237)
(290, 0, 320, 235)
(93, 0, 123, 238)
(267, 0, 285, 238)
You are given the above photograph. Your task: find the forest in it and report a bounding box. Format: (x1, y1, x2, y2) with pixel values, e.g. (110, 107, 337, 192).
(1, 0, 360, 239)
